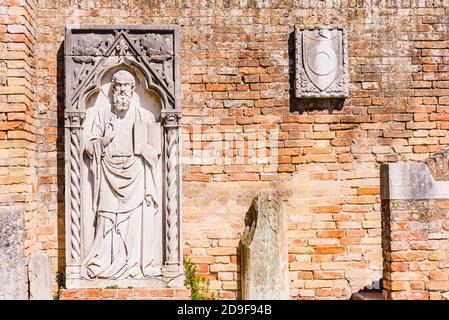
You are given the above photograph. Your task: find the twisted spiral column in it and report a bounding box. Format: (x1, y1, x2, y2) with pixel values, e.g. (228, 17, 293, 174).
(166, 127, 179, 264)
(69, 128, 82, 264)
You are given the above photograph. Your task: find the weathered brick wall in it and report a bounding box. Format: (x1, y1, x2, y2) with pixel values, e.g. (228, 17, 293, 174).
(0, 0, 38, 298)
(381, 150, 449, 300)
(34, 3, 63, 293)
(29, 0, 449, 299)
(382, 199, 449, 300)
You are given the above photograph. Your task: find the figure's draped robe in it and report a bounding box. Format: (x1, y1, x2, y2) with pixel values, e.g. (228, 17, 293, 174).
(81, 101, 160, 280)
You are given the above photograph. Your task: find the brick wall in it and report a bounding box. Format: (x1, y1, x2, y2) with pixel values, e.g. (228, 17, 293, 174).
(382, 199, 449, 300)
(381, 150, 449, 300)
(20, 0, 449, 299)
(0, 0, 38, 297)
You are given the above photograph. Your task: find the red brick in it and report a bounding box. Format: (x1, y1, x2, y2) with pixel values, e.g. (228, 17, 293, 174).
(102, 289, 118, 298)
(205, 84, 236, 91)
(7, 1, 449, 303)
(315, 247, 345, 254)
(60, 290, 84, 300)
(357, 187, 380, 195)
(313, 271, 344, 279)
(317, 230, 344, 238)
(84, 289, 101, 298)
(228, 173, 259, 181)
(311, 206, 341, 214)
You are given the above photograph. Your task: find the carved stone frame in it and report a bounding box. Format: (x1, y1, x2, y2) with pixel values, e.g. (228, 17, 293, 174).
(294, 25, 348, 98)
(64, 25, 182, 289)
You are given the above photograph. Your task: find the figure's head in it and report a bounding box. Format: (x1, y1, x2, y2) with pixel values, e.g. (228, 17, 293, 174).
(111, 70, 135, 113)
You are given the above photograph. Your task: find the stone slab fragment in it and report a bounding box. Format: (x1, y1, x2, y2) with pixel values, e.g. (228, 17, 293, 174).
(28, 252, 52, 300)
(241, 196, 288, 300)
(381, 163, 449, 200)
(0, 207, 26, 300)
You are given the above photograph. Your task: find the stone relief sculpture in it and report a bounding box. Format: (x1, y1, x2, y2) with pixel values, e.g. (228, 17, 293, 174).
(295, 26, 348, 98)
(81, 70, 161, 280)
(64, 26, 181, 289)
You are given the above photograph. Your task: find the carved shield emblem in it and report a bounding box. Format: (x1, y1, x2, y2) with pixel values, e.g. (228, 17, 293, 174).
(302, 30, 339, 92)
(295, 27, 348, 98)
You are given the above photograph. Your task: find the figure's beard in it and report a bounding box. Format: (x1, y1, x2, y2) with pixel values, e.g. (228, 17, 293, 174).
(112, 93, 131, 113)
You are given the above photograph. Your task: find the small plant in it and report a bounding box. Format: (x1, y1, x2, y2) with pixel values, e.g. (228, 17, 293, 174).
(52, 271, 65, 300)
(211, 290, 221, 300)
(127, 286, 134, 289)
(183, 255, 214, 300)
(105, 285, 118, 289)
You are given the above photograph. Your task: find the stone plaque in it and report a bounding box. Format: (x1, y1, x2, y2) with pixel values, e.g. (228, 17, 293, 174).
(64, 25, 182, 289)
(241, 196, 289, 300)
(295, 26, 348, 98)
(28, 252, 52, 300)
(0, 208, 26, 300)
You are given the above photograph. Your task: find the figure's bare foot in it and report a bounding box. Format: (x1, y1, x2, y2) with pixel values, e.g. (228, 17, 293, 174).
(86, 268, 96, 279)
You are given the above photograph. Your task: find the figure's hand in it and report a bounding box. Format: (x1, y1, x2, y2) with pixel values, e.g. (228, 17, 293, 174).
(145, 194, 157, 208)
(141, 143, 159, 164)
(101, 120, 115, 147)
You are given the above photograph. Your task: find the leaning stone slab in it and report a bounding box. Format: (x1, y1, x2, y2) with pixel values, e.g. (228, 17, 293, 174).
(0, 207, 26, 300)
(28, 252, 52, 300)
(241, 196, 288, 300)
(380, 163, 449, 200)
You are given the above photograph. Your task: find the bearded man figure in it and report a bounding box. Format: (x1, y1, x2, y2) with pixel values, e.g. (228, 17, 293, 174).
(81, 70, 161, 280)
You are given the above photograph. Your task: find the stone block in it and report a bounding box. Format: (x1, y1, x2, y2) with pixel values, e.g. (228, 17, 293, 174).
(0, 207, 26, 300)
(380, 162, 449, 200)
(28, 252, 52, 300)
(241, 196, 288, 300)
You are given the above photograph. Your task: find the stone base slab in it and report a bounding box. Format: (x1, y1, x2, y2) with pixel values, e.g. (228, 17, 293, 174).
(351, 290, 383, 300)
(66, 273, 184, 289)
(60, 288, 191, 300)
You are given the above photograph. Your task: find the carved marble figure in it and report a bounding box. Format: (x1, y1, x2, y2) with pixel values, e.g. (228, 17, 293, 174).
(64, 25, 182, 289)
(81, 70, 161, 280)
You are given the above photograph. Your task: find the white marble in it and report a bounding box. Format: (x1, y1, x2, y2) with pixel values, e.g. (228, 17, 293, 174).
(381, 163, 449, 200)
(81, 70, 162, 280)
(295, 26, 348, 98)
(64, 26, 183, 289)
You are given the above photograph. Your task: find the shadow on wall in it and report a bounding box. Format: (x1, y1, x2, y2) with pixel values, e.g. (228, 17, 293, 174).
(287, 31, 345, 113)
(56, 42, 66, 283)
